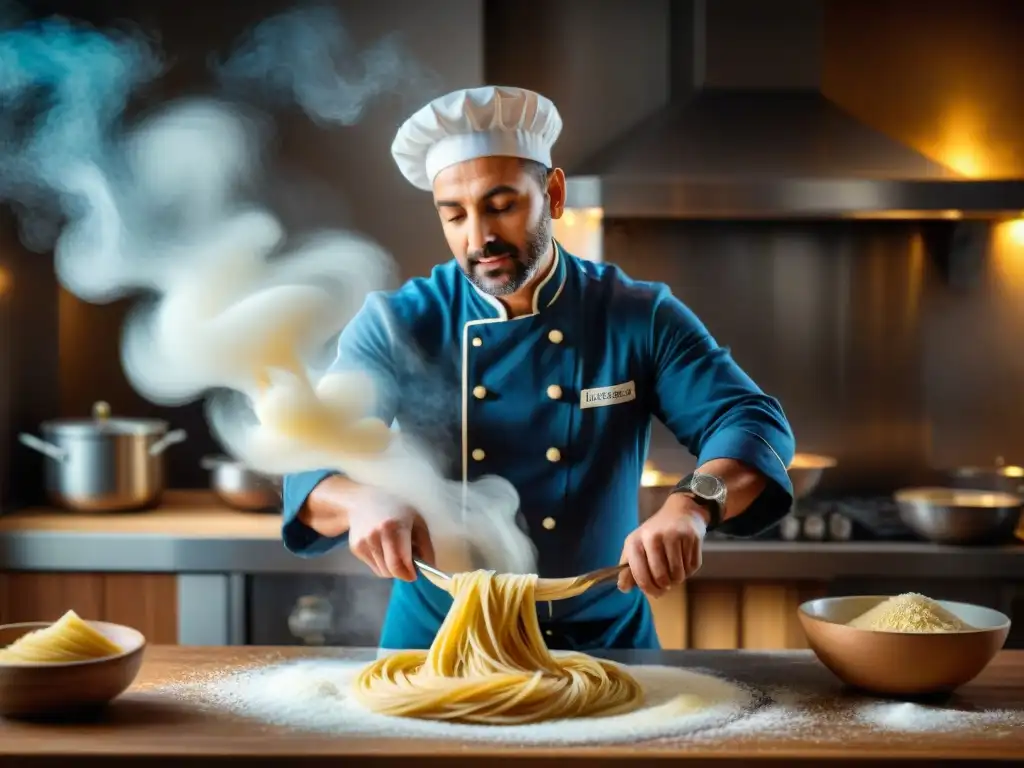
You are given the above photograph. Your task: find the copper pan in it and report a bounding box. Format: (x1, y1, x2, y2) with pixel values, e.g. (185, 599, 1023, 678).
(799, 596, 1009, 696)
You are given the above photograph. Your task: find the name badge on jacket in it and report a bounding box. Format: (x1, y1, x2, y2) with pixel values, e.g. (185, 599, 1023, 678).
(580, 380, 636, 409)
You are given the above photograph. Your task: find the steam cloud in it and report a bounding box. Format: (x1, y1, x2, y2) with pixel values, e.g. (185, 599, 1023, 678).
(211, 4, 438, 126)
(0, 6, 537, 575)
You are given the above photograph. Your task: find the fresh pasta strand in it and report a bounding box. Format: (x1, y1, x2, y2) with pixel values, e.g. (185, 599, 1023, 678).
(0, 610, 123, 663)
(353, 570, 644, 725)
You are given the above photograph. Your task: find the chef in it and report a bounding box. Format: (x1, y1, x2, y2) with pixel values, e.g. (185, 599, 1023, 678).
(281, 86, 795, 651)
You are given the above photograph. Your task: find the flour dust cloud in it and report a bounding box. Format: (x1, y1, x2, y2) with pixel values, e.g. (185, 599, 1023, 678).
(0, 5, 535, 574)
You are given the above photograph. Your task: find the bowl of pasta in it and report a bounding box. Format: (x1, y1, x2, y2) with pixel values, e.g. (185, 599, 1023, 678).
(0, 610, 146, 718)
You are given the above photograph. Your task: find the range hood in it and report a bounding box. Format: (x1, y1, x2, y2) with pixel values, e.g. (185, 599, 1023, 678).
(565, 0, 1024, 220)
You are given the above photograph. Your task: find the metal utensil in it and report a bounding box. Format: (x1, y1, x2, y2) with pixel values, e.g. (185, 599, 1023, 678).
(413, 560, 629, 601)
(894, 486, 1023, 545)
(201, 455, 281, 512)
(18, 400, 187, 512)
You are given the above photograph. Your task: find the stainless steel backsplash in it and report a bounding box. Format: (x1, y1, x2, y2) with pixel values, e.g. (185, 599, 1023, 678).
(604, 219, 1024, 495)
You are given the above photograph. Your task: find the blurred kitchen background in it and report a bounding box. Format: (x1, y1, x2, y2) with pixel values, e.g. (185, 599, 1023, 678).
(3, 0, 1024, 653)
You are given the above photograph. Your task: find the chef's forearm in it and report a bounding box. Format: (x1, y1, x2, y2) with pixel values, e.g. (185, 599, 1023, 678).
(297, 474, 361, 537)
(696, 458, 767, 522)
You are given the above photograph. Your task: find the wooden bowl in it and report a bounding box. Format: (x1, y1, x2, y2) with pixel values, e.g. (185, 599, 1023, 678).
(0, 620, 146, 718)
(798, 596, 1010, 696)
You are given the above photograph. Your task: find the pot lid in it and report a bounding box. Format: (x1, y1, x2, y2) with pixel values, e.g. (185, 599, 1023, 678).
(951, 456, 1024, 478)
(201, 454, 247, 469)
(41, 401, 168, 437)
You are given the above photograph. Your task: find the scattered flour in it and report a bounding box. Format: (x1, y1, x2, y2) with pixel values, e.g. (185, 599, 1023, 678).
(163, 659, 759, 745)
(857, 701, 1023, 735)
(157, 658, 1024, 746)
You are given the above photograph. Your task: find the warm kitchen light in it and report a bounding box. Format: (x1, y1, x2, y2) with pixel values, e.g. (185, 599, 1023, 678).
(553, 206, 603, 262)
(990, 220, 1024, 291)
(1005, 218, 1024, 246)
(638, 468, 663, 487)
(844, 210, 962, 220)
(934, 104, 989, 177)
(641, 464, 664, 487)
(944, 150, 985, 178)
(639, 462, 683, 488)
(0, 266, 12, 297)
(788, 453, 838, 470)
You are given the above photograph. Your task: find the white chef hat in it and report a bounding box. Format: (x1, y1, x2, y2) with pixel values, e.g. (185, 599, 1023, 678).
(391, 86, 563, 191)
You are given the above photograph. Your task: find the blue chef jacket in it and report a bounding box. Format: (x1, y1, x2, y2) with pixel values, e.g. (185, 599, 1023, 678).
(281, 242, 795, 651)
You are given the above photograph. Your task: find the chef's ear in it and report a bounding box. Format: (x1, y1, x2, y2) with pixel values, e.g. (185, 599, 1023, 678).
(547, 167, 566, 219)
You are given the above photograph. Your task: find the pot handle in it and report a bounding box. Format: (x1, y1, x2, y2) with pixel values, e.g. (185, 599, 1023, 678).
(200, 455, 225, 471)
(149, 429, 188, 456)
(19, 433, 68, 463)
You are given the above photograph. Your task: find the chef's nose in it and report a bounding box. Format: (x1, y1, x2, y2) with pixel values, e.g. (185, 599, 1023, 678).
(467, 218, 495, 256)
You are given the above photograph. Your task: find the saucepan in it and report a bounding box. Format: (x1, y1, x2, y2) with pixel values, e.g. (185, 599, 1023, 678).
(893, 486, 1023, 545)
(787, 453, 838, 500)
(18, 401, 187, 512)
(946, 456, 1024, 495)
(201, 455, 281, 512)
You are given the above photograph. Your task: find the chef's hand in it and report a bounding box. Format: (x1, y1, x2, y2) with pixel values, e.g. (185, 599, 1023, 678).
(347, 491, 435, 583)
(617, 494, 708, 599)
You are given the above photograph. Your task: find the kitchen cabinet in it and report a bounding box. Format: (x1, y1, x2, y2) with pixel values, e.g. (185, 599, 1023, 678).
(0, 572, 178, 644)
(651, 579, 829, 651)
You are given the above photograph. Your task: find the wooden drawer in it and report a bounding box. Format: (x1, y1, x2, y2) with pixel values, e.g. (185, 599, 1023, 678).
(0, 572, 179, 644)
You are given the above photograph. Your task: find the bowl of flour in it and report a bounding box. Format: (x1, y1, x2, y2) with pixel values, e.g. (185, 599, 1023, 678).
(798, 593, 1010, 696)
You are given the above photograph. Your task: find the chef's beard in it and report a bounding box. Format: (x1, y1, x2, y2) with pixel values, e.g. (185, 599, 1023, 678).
(463, 210, 552, 297)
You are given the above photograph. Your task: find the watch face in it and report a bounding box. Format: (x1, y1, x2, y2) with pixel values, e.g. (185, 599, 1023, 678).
(692, 473, 724, 499)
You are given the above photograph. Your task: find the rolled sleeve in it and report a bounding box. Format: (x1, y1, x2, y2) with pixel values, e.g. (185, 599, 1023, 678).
(282, 470, 346, 557)
(697, 425, 794, 537)
(650, 288, 796, 537)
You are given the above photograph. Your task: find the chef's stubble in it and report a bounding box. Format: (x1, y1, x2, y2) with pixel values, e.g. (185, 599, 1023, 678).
(469, 207, 553, 297)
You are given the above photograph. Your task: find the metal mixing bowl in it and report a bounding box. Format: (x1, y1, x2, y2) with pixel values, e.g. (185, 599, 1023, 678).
(894, 487, 1023, 545)
(201, 456, 281, 512)
(787, 453, 838, 500)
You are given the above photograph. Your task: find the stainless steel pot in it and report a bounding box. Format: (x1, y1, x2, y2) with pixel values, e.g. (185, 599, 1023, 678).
(18, 401, 187, 512)
(948, 456, 1024, 495)
(788, 453, 838, 500)
(202, 455, 281, 512)
(894, 486, 1023, 545)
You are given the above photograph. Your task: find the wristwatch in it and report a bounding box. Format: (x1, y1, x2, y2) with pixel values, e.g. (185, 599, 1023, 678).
(671, 472, 727, 528)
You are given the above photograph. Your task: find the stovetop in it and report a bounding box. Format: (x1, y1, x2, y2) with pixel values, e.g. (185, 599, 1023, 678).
(706, 494, 919, 543)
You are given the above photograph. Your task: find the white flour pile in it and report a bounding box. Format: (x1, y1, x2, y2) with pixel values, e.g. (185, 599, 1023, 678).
(163, 660, 759, 745)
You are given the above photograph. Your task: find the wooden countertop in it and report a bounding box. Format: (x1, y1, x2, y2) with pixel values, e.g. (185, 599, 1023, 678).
(2, 490, 1020, 544)
(1, 647, 1022, 765)
(0, 491, 281, 539)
